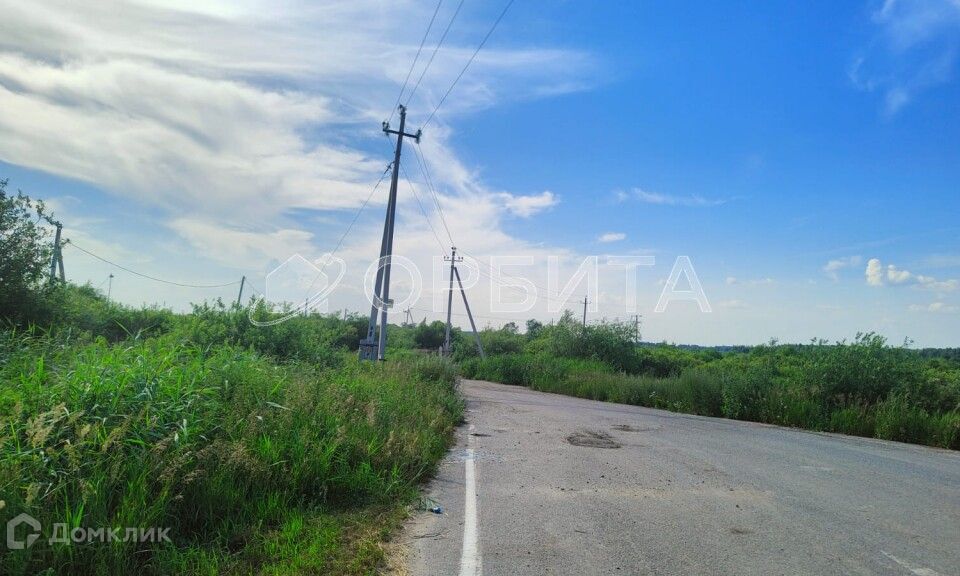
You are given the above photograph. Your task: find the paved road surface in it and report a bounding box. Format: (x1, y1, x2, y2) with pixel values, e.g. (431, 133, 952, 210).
(400, 380, 960, 576)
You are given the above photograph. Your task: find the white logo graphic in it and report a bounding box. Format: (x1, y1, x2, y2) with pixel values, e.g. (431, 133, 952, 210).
(7, 513, 41, 550)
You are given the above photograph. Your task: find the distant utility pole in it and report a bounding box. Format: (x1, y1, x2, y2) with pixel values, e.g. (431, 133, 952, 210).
(48, 221, 65, 284)
(403, 308, 414, 326)
(236, 275, 246, 307)
(107, 273, 114, 301)
(581, 294, 589, 327)
(454, 265, 485, 359)
(443, 247, 462, 355)
(442, 246, 484, 358)
(359, 104, 421, 361)
(633, 314, 642, 344)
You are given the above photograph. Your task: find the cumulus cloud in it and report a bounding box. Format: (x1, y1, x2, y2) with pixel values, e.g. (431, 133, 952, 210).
(866, 258, 885, 286)
(598, 232, 626, 243)
(865, 258, 958, 291)
(499, 191, 558, 218)
(822, 255, 862, 280)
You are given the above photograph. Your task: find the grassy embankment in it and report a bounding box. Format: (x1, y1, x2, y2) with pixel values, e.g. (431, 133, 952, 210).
(1, 287, 462, 575)
(456, 315, 960, 449)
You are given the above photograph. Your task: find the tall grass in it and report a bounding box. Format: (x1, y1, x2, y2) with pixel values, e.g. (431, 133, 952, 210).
(461, 337, 960, 450)
(0, 328, 462, 575)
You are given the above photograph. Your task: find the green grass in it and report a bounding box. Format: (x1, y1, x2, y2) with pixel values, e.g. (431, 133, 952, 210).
(0, 327, 462, 575)
(460, 344, 960, 450)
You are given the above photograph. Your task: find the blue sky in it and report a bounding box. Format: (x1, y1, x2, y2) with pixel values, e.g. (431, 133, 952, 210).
(1, 0, 958, 345)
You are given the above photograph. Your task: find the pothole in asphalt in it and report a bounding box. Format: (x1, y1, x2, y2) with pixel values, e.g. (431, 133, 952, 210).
(566, 430, 621, 449)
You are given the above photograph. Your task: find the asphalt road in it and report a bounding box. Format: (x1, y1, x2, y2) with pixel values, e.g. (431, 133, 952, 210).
(399, 380, 960, 576)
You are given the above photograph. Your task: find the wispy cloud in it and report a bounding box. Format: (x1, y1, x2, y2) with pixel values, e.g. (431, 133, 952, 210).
(726, 276, 774, 286)
(625, 188, 728, 207)
(909, 302, 959, 314)
(0, 1, 593, 231)
(597, 232, 626, 243)
(823, 255, 863, 281)
(851, 0, 960, 115)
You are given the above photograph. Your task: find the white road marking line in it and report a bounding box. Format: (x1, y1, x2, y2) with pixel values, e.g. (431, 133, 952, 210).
(459, 424, 482, 576)
(881, 551, 944, 576)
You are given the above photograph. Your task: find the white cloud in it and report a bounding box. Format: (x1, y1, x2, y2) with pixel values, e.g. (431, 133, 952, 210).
(0, 1, 593, 231)
(631, 188, 727, 207)
(865, 258, 958, 291)
(499, 191, 557, 218)
(168, 218, 316, 270)
(909, 302, 959, 314)
(822, 255, 862, 280)
(851, 0, 960, 114)
(866, 258, 885, 286)
(886, 263, 913, 284)
(598, 232, 626, 243)
(726, 276, 774, 286)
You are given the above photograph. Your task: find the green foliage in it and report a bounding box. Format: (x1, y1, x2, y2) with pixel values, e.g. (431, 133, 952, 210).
(179, 299, 347, 367)
(412, 319, 449, 350)
(0, 180, 54, 324)
(48, 283, 174, 341)
(463, 328, 960, 451)
(0, 329, 462, 575)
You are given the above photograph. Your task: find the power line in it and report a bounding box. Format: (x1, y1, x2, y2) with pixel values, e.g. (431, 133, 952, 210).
(300, 161, 395, 302)
(411, 143, 455, 245)
(422, 0, 516, 129)
(388, 0, 446, 125)
(65, 241, 240, 288)
(399, 162, 447, 251)
(404, 0, 467, 109)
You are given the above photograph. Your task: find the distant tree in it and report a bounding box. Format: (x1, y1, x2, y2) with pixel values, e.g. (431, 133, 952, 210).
(502, 321, 518, 334)
(413, 319, 448, 350)
(0, 179, 53, 323)
(525, 318, 543, 339)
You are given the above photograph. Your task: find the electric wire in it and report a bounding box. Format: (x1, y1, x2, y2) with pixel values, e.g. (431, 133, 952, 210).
(404, 0, 467, 109)
(422, 0, 516, 129)
(388, 0, 446, 125)
(411, 143, 455, 245)
(249, 162, 394, 327)
(65, 241, 240, 288)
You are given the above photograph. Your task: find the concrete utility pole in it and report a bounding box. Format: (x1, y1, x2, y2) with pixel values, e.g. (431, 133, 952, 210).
(236, 275, 246, 307)
(359, 104, 421, 361)
(634, 314, 642, 344)
(48, 221, 65, 284)
(454, 266, 485, 359)
(107, 273, 114, 301)
(581, 294, 589, 327)
(403, 308, 414, 326)
(443, 246, 461, 355)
